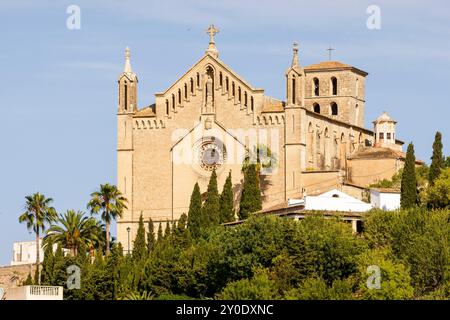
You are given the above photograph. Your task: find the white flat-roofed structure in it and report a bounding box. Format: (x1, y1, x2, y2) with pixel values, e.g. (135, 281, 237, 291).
(10, 240, 44, 266)
(370, 188, 401, 211)
(302, 189, 373, 212)
(5, 285, 63, 300)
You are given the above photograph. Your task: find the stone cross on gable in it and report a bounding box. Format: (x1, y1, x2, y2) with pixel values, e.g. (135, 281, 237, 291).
(206, 24, 219, 43)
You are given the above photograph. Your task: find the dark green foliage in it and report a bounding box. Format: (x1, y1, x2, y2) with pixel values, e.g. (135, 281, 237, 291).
(219, 269, 279, 300)
(401, 143, 418, 209)
(187, 183, 203, 239)
(364, 209, 450, 296)
(445, 156, 450, 168)
(202, 170, 220, 226)
(219, 171, 235, 223)
(157, 222, 163, 243)
(164, 221, 171, 239)
(285, 277, 354, 300)
(147, 219, 156, 252)
(429, 132, 444, 185)
(133, 214, 147, 262)
(23, 273, 33, 285)
(36, 196, 450, 300)
(427, 168, 450, 209)
(173, 213, 191, 247)
(239, 164, 262, 220)
(41, 241, 55, 285)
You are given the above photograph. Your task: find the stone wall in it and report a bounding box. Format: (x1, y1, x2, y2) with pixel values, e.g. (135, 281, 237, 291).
(0, 264, 35, 295)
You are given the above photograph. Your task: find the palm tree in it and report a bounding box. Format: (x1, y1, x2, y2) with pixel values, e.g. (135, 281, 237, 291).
(19, 192, 57, 285)
(87, 183, 127, 255)
(44, 210, 99, 256)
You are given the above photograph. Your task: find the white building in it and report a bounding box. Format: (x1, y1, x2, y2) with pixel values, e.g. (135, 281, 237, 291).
(300, 189, 373, 212)
(370, 188, 401, 211)
(11, 240, 43, 266)
(10, 241, 64, 266)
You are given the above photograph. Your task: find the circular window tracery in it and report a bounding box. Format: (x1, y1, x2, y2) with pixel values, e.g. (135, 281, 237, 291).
(193, 137, 227, 172)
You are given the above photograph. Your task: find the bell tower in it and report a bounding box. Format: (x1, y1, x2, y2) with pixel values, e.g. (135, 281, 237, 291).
(284, 42, 306, 200)
(117, 47, 137, 249)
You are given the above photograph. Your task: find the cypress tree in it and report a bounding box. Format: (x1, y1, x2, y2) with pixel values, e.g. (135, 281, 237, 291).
(41, 241, 55, 285)
(202, 170, 220, 226)
(147, 218, 156, 252)
(157, 222, 163, 243)
(174, 213, 191, 247)
(132, 214, 147, 262)
(219, 171, 235, 223)
(52, 244, 67, 287)
(187, 183, 203, 239)
(401, 143, 418, 209)
(164, 220, 171, 239)
(239, 164, 262, 220)
(429, 131, 444, 185)
(116, 242, 124, 258)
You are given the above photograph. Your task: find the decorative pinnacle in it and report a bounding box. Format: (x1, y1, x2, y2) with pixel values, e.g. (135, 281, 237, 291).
(291, 42, 299, 68)
(205, 24, 219, 58)
(124, 46, 132, 73)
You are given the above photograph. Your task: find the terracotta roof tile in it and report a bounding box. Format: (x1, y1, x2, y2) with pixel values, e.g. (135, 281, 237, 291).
(134, 105, 156, 118)
(304, 61, 351, 70)
(261, 97, 284, 112)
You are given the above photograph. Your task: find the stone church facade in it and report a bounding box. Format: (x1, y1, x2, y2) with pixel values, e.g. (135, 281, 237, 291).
(116, 25, 406, 245)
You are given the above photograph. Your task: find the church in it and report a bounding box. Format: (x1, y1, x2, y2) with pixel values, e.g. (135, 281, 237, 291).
(116, 25, 409, 245)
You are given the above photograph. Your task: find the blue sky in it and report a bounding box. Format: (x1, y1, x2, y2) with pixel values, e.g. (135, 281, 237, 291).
(0, 0, 449, 265)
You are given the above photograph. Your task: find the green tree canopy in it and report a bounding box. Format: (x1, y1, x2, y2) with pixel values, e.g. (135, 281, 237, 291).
(427, 168, 450, 209)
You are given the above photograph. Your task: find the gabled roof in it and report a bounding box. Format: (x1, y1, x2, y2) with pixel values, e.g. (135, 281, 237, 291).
(155, 53, 264, 97)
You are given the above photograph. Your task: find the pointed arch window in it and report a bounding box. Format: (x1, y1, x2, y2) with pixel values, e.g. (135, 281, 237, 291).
(124, 81, 128, 111)
(251, 96, 254, 112)
(196, 72, 200, 87)
(225, 77, 229, 92)
(190, 78, 194, 94)
(172, 94, 175, 111)
(292, 77, 296, 104)
(219, 72, 223, 87)
(232, 82, 235, 97)
(184, 83, 188, 99)
(244, 92, 248, 107)
(165, 99, 169, 115)
(238, 87, 241, 102)
(178, 89, 182, 104)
